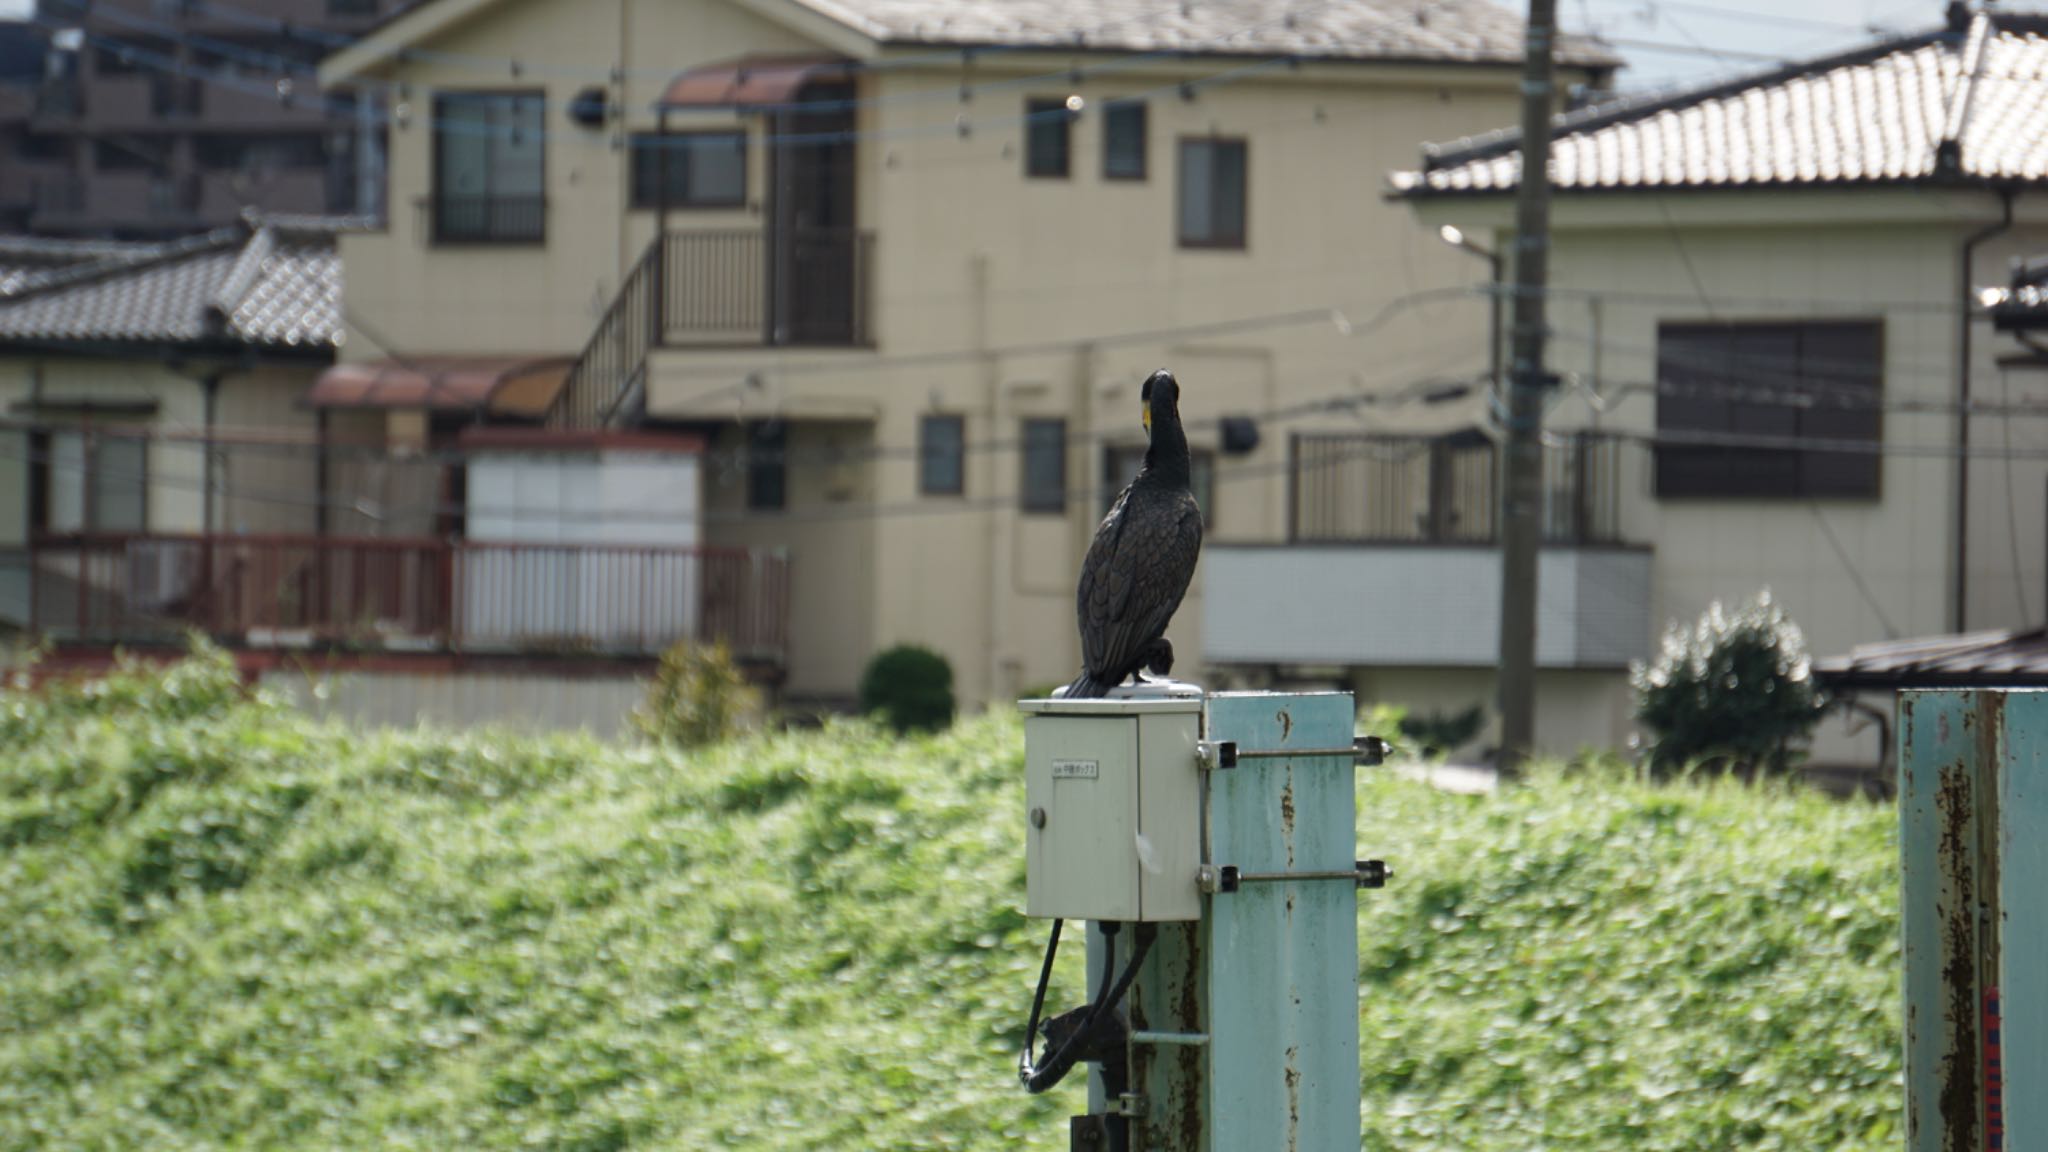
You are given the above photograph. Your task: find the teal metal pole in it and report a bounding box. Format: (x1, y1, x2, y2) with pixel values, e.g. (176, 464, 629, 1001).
(1123, 691, 1363, 1151)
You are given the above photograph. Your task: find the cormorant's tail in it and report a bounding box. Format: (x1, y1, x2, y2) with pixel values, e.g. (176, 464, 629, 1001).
(1060, 670, 1114, 699)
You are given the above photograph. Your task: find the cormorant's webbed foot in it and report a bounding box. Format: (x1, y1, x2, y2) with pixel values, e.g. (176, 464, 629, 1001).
(1137, 637, 1176, 680)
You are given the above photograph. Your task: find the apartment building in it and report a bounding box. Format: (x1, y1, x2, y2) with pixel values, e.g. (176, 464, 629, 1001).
(0, 0, 386, 237)
(317, 0, 1615, 708)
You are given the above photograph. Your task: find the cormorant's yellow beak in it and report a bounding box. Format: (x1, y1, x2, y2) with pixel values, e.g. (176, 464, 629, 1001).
(1143, 406, 1152, 434)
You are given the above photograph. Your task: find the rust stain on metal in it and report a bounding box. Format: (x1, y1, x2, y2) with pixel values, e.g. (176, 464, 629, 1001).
(1277, 708, 1292, 741)
(1284, 1045, 1301, 1150)
(1170, 922, 1203, 1149)
(1934, 758, 1981, 1152)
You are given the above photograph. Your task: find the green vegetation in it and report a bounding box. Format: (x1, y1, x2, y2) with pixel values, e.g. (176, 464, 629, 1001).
(1634, 592, 1828, 775)
(1, 649, 1899, 1150)
(633, 640, 756, 749)
(857, 644, 956, 734)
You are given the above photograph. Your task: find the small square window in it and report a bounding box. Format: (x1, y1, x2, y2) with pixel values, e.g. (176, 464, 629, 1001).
(1025, 98, 1072, 179)
(747, 421, 787, 511)
(629, 131, 747, 209)
(1178, 138, 1247, 249)
(1103, 101, 1146, 180)
(920, 415, 965, 496)
(1021, 418, 1067, 513)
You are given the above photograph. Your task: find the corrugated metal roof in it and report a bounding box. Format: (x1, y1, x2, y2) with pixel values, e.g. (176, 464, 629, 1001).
(1393, 11, 2048, 196)
(1815, 628, 2048, 689)
(798, 0, 1617, 67)
(0, 215, 365, 350)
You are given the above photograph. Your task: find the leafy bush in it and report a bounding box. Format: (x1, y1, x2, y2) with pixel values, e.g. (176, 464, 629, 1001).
(633, 640, 756, 749)
(857, 644, 955, 734)
(1633, 592, 1826, 775)
(1397, 703, 1487, 758)
(0, 652, 1901, 1151)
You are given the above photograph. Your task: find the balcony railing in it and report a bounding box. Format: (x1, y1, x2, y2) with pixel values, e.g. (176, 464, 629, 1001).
(1289, 431, 1624, 546)
(22, 534, 790, 663)
(549, 226, 873, 427)
(421, 194, 546, 245)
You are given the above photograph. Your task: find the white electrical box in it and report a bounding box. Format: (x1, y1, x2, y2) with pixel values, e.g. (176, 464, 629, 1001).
(1020, 687, 1203, 922)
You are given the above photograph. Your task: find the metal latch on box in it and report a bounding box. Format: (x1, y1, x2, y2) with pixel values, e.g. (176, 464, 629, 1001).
(1198, 859, 1391, 893)
(1197, 736, 1390, 770)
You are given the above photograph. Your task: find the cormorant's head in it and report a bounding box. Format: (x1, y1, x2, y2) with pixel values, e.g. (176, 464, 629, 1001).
(1141, 370, 1180, 435)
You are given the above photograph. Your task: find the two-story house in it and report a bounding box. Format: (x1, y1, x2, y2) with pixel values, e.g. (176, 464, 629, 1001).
(1372, 3, 2048, 769)
(317, 0, 1616, 709)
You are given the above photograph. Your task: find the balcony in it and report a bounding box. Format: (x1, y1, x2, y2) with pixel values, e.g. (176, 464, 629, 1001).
(549, 226, 873, 428)
(19, 534, 791, 664)
(1204, 432, 1649, 671)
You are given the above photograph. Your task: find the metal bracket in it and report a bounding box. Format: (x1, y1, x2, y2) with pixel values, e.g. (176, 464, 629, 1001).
(1130, 1029, 1212, 1047)
(1201, 859, 1391, 892)
(1206, 735, 1391, 766)
(1114, 1093, 1147, 1118)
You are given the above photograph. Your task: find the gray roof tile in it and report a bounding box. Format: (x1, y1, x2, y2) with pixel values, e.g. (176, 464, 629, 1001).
(0, 216, 361, 349)
(799, 0, 1616, 67)
(1394, 13, 2048, 196)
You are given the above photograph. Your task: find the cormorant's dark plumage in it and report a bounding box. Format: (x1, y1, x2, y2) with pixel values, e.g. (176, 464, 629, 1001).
(1063, 370, 1204, 698)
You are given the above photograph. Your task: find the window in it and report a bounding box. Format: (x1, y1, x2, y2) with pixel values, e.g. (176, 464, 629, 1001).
(93, 40, 168, 76)
(432, 91, 545, 243)
(196, 133, 327, 171)
(747, 421, 787, 511)
(629, 131, 747, 209)
(1103, 444, 1213, 522)
(920, 414, 965, 496)
(1024, 98, 1072, 179)
(1103, 100, 1146, 180)
(1178, 138, 1247, 249)
(34, 430, 146, 534)
(1654, 321, 1882, 499)
(94, 140, 161, 172)
(1021, 418, 1067, 513)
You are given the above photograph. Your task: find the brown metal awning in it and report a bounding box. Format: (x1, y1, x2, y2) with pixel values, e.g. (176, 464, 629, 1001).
(659, 55, 851, 108)
(307, 357, 572, 418)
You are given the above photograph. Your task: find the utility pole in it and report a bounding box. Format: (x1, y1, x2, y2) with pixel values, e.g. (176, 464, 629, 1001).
(1496, 0, 1558, 776)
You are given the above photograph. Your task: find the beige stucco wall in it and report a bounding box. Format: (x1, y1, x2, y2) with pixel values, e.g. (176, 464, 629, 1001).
(0, 356, 325, 539)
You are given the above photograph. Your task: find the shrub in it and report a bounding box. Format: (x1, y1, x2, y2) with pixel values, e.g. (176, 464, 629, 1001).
(1632, 591, 1825, 775)
(1397, 703, 1486, 758)
(634, 640, 756, 749)
(858, 645, 955, 734)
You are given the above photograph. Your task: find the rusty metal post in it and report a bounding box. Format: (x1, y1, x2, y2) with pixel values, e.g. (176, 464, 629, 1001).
(1898, 689, 2046, 1152)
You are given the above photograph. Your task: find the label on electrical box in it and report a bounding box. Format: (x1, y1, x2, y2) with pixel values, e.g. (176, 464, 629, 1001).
(1051, 759, 1100, 780)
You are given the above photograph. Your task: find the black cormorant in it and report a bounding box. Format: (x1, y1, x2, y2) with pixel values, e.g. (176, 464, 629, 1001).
(1062, 370, 1204, 698)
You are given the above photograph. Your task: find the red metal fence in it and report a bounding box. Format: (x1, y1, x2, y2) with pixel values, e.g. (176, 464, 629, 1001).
(22, 534, 789, 663)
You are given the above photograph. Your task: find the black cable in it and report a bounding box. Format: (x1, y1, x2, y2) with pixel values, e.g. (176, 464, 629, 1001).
(1019, 921, 1153, 1096)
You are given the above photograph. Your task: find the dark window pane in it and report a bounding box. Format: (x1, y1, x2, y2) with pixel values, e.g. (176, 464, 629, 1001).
(92, 435, 146, 532)
(1022, 418, 1067, 513)
(1104, 101, 1146, 180)
(1025, 99, 1071, 179)
(433, 91, 545, 242)
(747, 422, 787, 511)
(1178, 138, 1246, 248)
(920, 415, 965, 496)
(1654, 320, 1881, 499)
(629, 131, 747, 209)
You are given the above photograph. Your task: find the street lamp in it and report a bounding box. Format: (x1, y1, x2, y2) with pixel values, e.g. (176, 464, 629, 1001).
(1439, 224, 1504, 389)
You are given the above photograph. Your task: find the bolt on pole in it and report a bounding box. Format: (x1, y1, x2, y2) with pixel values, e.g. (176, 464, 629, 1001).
(1496, 0, 1558, 777)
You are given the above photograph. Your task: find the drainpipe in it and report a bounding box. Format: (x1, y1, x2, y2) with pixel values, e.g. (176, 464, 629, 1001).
(1955, 188, 2013, 633)
(202, 373, 220, 536)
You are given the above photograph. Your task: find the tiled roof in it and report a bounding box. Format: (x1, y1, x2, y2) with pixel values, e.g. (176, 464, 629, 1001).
(0, 236, 165, 298)
(1392, 11, 2048, 196)
(0, 215, 366, 350)
(796, 0, 1618, 68)
(1815, 628, 2048, 688)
